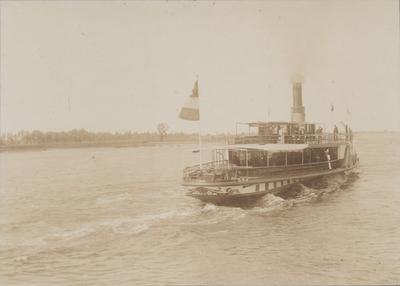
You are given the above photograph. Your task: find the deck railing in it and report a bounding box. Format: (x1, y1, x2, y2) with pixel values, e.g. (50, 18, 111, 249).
(183, 160, 230, 178)
(183, 159, 340, 181)
(213, 133, 352, 145)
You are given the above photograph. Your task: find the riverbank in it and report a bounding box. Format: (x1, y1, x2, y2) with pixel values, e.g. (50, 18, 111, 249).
(3, 132, 396, 153)
(0, 140, 203, 153)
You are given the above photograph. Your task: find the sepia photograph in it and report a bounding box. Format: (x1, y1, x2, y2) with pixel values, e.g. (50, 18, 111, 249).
(1, 0, 399, 285)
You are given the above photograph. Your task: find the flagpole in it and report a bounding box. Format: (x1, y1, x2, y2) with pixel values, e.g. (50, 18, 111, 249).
(330, 102, 333, 133)
(198, 76, 202, 169)
(199, 120, 202, 168)
(178, 77, 201, 168)
(346, 102, 349, 142)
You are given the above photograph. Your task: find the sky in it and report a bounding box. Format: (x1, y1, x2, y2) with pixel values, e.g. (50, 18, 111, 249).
(1, 0, 399, 135)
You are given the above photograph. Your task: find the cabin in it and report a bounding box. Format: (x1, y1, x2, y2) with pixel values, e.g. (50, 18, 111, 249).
(182, 143, 350, 183)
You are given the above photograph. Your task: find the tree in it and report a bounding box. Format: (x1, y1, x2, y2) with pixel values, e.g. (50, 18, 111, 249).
(157, 123, 169, 142)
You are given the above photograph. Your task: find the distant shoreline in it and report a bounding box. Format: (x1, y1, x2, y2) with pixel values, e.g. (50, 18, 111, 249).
(1, 131, 398, 153)
(0, 140, 202, 153)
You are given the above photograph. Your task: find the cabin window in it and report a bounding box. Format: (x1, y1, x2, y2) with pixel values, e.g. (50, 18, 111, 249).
(229, 150, 241, 166)
(259, 126, 269, 136)
(311, 148, 327, 163)
(287, 151, 303, 165)
(246, 150, 268, 167)
(259, 151, 268, 167)
(319, 148, 327, 161)
(239, 150, 247, 166)
(304, 149, 311, 164)
(268, 151, 286, 166)
(311, 148, 319, 163)
(247, 150, 261, 167)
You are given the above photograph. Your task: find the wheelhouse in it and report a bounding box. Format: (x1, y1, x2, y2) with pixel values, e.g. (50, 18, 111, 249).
(214, 121, 352, 145)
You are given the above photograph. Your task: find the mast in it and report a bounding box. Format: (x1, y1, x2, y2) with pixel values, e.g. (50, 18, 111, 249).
(198, 76, 202, 168)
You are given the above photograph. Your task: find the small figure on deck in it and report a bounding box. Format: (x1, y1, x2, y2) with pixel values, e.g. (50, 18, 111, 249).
(325, 149, 332, 169)
(239, 151, 246, 166)
(340, 121, 348, 133)
(279, 125, 286, 144)
(292, 125, 299, 143)
(316, 126, 323, 143)
(232, 152, 240, 166)
(300, 126, 305, 143)
(333, 125, 338, 140)
(340, 121, 349, 141)
(266, 126, 273, 143)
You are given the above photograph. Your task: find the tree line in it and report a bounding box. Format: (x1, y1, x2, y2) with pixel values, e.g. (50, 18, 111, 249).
(0, 128, 211, 146)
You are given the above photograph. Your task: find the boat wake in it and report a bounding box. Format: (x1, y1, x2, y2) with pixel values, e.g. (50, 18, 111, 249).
(114, 171, 361, 232)
(267, 172, 356, 206)
(250, 194, 294, 213)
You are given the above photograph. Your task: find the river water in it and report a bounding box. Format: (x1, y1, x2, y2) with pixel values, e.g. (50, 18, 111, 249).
(1, 133, 400, 285)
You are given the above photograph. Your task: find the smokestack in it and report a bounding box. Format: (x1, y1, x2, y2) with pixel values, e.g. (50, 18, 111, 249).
(291, 82, 306, 122)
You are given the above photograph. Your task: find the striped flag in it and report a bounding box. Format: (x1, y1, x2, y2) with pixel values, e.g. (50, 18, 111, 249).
(179, 80, 199, 121)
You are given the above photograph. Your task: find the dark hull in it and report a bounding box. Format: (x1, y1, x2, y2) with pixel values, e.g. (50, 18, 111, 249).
(187, 193, 266, 206)
(186, 184, 290, 206)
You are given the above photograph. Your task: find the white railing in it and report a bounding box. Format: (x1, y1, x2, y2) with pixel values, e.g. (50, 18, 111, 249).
(213, 133, 351, 145)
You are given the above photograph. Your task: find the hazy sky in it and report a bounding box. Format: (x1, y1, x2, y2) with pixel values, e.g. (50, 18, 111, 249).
(1, 1, 399, 135)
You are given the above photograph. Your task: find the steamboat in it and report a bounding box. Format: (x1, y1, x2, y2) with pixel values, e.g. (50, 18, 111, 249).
(181, 82, 359, 206)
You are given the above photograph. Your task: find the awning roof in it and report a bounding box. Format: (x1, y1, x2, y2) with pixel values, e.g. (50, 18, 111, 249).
(211, 144, 309, 151)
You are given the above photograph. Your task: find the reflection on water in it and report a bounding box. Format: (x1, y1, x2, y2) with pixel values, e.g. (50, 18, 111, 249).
(1, 134, 400, 285)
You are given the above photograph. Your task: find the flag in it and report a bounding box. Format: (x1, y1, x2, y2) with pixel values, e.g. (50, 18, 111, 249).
(179, 80, 199, 121)
(331, 103, 334, 112)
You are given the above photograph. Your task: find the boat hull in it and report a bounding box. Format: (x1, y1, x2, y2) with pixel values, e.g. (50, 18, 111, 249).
(187, 192, 268, 206)
(185, 161, 358, 206)
(186, 184, 292, 206)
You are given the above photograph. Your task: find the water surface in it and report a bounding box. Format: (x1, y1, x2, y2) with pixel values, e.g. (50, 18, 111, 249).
(1, 133, 400, 285)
